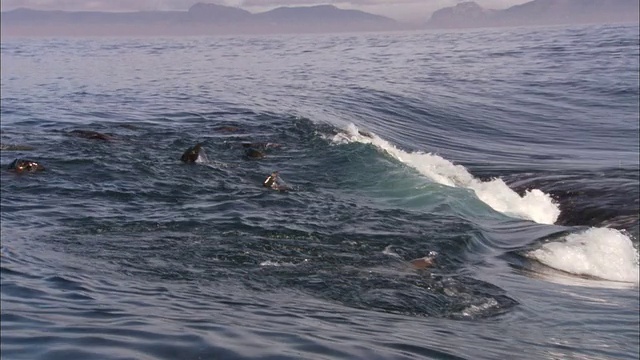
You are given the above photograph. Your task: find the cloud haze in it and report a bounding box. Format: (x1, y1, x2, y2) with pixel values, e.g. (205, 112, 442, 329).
(1, 0, 531, 22)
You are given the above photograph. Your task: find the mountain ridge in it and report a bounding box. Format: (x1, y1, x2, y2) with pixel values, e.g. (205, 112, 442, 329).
(1, 0, 638, 36)
(427, 0, 639, 29)
(0, 3, 401, 36)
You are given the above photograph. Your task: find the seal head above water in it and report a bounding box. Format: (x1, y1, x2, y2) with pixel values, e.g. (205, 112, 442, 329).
(263, 171, 291, 191)
(181, 143, 203, 163)
(8, 159, 45, 173)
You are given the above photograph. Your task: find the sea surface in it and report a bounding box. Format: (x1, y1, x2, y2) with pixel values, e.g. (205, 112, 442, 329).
(1, 23, 639, 360)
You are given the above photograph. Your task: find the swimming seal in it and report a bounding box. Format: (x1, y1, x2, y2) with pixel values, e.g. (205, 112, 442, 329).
(241, 142, 281, 150)
(68, 130, 112, 141)
(8, 159, 45, 173)
(0, 144, 36, 151)
(263, 172, 277, 188)
(245, 148, 265, 159)
(181, 143, 203, 163)
(263, 171, 291, 191)
(409, 252, 437, 270)
(216, 126, 241, 133)
(410, 256, 435, 269)
(358, 130, 373, 138)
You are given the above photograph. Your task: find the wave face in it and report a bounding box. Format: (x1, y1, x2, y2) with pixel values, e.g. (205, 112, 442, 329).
(330, 123, 561, 224)
(2, 24, 639, 360)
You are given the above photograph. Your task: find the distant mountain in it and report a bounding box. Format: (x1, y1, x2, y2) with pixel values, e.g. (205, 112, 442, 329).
(186, 2, 252, 23)
(0, 3, 399, 36)
(427, 0, 639, 29)
(253, 4, 398, 33)
(1, 8, 185, 25)
(427, 2, 496, 29)
(255, 5, 395, 25)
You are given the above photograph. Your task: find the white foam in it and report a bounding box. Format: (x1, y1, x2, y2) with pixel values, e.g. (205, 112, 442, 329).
(260, 260, 282, 266)
(382, 245, 401, 258)
(528, 228, 640, 284)
(195, 148, 209, 164)
(459, 298, 500, 318)
(330, 124, 560, 225)
(260, 259, 308, 267)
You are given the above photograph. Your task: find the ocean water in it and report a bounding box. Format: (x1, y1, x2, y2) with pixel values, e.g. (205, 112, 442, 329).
(1, 23, 639, 360)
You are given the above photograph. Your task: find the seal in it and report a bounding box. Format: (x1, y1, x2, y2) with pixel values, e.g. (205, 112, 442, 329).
(263, 171, 290, 191)
(8, 158, 45, 173)
(0, 144, 36, 151)
(358, 130, 374, 138)
(241, 142, 281, 150)
(68, 130, 112, 141)
(245, 148, 265, 159)
(215, 126, 241, 133)
(409, 256, 435, 269)
(181, 143, 203, 163)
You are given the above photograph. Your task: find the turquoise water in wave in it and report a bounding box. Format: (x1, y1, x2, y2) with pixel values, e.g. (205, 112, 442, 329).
(1, 23, 639, 359)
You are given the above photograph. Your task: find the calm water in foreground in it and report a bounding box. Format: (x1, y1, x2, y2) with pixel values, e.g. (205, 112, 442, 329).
(1, 23, 639, 360)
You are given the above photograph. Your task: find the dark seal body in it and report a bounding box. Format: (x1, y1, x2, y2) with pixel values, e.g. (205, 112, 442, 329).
(263, 172, 278, 188)
(263, 171, 290, 191)
(68, 130, 113, 141)
(241, 142, 281, 150)
(0, 144, 36, 151)
(245, 148, 265, 159)
(181, 143, 203, 163)
(409, 256, 435, 270)
(8, 159, 45, 173)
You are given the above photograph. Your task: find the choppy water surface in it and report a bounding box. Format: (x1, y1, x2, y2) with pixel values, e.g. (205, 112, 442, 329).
(1, 24, 639, 360)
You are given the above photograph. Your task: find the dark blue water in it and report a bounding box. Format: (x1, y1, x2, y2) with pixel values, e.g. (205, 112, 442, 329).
(1, 23, 639, 360)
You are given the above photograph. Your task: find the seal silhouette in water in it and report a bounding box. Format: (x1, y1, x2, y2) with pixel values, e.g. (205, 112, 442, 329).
(409, 255, 436, 270)
(263, 171, 290, 191)
(245, 148, 265, 159)
(8, 159, 45, 173)
(0, 144, 35, 151)
(68, 130, 113, 141)
(241, 142, 281, 150)
(358, 130, 374, 138)
(181, 143, 203, 163)
(215, 126, 241, 133)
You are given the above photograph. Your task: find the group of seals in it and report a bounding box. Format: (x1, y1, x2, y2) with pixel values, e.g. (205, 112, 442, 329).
(180, 141, 282, 163)
(4, 129, 116, 174)
(178, 139, 435, 269)
(180, 141, 291, 191)
(5, 127, 435, 270)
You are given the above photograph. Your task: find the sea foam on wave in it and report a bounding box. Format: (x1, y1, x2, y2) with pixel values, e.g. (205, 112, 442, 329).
(528, 227, 639, 284)
(330, 123, 560, 225)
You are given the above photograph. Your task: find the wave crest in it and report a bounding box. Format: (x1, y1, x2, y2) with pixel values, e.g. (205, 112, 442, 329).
(330, 123, 560, 225)
(528, 227, 639, 284)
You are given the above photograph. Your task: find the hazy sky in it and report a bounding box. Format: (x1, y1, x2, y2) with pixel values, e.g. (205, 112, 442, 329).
(0, 0, 531, 22)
